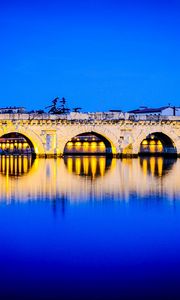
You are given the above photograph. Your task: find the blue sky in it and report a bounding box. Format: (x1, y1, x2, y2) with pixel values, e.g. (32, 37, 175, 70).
(0, 0, 180, 112)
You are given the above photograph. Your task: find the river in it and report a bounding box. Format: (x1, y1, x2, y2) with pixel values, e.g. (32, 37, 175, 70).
(0, 156, 180, 299)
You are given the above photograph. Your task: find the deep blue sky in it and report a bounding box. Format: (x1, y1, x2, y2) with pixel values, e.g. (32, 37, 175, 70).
(0, 0, 180, 112)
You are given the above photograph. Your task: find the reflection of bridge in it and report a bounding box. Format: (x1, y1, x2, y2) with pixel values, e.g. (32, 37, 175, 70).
(0, 156, 179, 204)
(1, 113, 180, 157)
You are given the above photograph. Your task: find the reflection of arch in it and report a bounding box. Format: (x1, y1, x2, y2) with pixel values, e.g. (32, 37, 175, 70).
(0, 155, 35, 177)
(0, 127, 45, 156)
(63, 131, 116, 155)
(139, 157, 176, 177)
(133, 130, 177, 156)
(64, 156, 112, 178)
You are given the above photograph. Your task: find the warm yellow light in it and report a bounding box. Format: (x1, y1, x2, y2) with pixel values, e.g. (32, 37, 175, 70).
(99, 142, 106, 152)
(150, 157, 155, 176)
(91, 142, 97, 147)
(149, 145, 156, 152)
(142, 159, 147, 175)
(75, 158, 81, 175)
(90, 157, 97, 178)
(19, 157, 22, 174)
(157, 157, 163, 176)
(67, 157, 73, 173)
(157, 145, 163, 152)
(75, 142, 81, 146)
(83, 157, 89, 175)
(23, 157, 28, 173)
(83, 142, 89, 147)
(99, 157, 105, 176)
(67, 142, 73, 147)
(142, 140, 148, 145)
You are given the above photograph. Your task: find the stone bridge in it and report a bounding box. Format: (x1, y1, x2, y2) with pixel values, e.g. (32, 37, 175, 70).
(1, 113, 180, 157)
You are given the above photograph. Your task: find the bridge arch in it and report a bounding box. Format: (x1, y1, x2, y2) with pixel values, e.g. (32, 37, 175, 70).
(0, 127, 45, 156)
(133, 130, 177, 156)
(62, 128, 118, 155)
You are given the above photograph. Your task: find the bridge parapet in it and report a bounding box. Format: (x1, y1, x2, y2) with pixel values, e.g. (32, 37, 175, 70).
(0, 111, 128, 121)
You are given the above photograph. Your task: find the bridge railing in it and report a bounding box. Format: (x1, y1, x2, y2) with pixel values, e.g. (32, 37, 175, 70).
(129, 115, 180, 121)
(0, 113, 180, 122)
(0, 112, 129, 121)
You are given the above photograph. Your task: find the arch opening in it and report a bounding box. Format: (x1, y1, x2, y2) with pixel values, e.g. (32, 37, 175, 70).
(0, 132, 35, 156)
(139, 132, 177, 156)
(63, 132, 112, 156)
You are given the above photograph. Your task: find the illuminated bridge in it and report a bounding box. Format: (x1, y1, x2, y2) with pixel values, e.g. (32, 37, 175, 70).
(0, 112, 180, 157)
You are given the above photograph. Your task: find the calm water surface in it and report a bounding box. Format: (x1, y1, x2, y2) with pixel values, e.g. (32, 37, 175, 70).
(1, 156, 180, 299)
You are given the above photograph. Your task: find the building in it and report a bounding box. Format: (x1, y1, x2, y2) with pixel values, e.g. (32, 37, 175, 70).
(0, 107, 26, 114)
(128, 106, 180, 117)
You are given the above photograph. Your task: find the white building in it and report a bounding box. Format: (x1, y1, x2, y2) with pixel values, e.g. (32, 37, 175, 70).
(0, 107, 26, 114)
(128, 106, 180, 118)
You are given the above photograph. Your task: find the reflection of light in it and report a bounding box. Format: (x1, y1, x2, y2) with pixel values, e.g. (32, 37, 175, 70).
(2, 156, 5, 172)
(150, 157, 155, 176)
(75, 158, 81, 175)
(83, 157, 89, 175)
(91, 157, 97, 178)
(157, 157, 163, 176)
(14, 157, 17, 175)
(19, 157, 22, 174)
(10, 156, 13, 173)
(99, 157, 105, 176)
(67, 157, 73, 173)
(23, 157, 28, 173)
(142, 159, 147, 175)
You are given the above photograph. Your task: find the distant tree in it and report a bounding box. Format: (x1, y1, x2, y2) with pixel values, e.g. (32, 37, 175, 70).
(72, 107, 82, 113)
(45, 97, 59, 114)
(46, 97, 72, 114)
